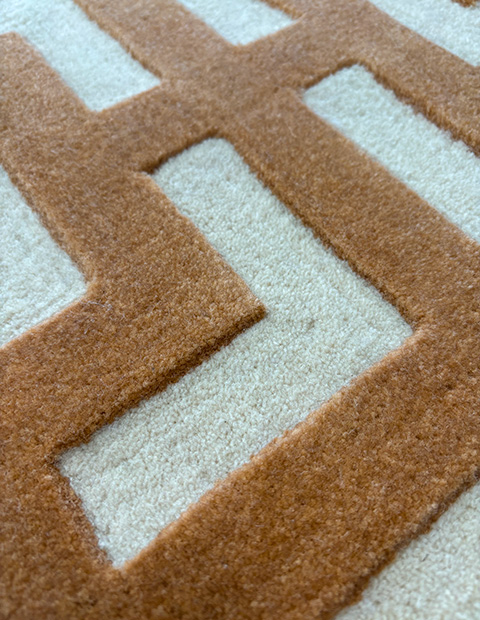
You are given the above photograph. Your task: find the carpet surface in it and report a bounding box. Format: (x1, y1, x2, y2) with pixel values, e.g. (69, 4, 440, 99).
(1, 1, 480, 619)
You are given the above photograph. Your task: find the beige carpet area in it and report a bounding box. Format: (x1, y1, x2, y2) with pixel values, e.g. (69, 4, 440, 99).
(1, 1, 480, 619)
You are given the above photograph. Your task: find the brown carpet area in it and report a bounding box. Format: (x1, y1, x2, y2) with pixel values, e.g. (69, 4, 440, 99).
(1, 1, 480, 618)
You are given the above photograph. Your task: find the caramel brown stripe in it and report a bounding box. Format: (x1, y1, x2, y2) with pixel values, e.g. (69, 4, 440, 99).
(76, 0, 231, 81)
(78, 0, 480, 320)
(0, 32, 264, 617)
(2, 0, 480, 618)
(81, 0, 480, 154)
(98, 84, 211, 173)
(0, 34, 264, 441)
(250, 0, 480, 155)
(227, 89, 480, 325)
(127, 327, 480, 620)
(348, 0, 480, 155)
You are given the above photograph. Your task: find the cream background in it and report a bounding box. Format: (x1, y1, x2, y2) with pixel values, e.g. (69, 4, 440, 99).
(177, 0, 294, 44)
(0, 166, 85, 347)
(1, 0, 479, 617)
(0, 0, 159, 109)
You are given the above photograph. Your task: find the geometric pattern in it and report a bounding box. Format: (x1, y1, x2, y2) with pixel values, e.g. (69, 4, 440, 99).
(59, 137, 408, 565)
(2, 0, 480, 618)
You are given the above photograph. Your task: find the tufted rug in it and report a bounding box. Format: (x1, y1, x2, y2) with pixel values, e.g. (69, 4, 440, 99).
(1, 1, 480, 618)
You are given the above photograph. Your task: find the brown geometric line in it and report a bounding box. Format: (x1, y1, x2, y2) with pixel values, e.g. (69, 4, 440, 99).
(76, 0, 232, 81)
(125, 90, 480, 618)
(453, 0, 477, 6)
(226, 90, 480, 326)
(78, 0, 480, 155)
(0, 34, 264, 446)
(125, 327, 480, 620)
(0, 34, 262, 619)
(97, 85, 211, 173)
(1, 2, 480, 620)
(346, 0, 480, 155)
(76, 0, 480, 323)
(75, 0, 339, 116)
(5, 325, 480, 620)
(73, 1, 480, 618)
(1, 34, 205, 276)
(250, 0, 480, 152)
(1, 453, 116, 619)
(254, 0, 305, 15)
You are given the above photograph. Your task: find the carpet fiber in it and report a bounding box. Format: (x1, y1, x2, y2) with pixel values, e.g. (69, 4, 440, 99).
(1, 1, 480, 619)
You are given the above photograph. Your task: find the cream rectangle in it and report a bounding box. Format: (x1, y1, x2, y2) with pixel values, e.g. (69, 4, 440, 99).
(177, 0, 294, 44)
(368, 0, 480, 65)
(0, 0, 160, 109)
(304, 65, 480, 244)
(0, 166, 86, 347)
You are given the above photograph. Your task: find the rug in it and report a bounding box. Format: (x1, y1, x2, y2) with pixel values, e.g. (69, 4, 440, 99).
(1, 0, 480, 618)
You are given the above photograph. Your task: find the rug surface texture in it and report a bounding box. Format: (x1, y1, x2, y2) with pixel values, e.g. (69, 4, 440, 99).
(1, 0, 480, 618)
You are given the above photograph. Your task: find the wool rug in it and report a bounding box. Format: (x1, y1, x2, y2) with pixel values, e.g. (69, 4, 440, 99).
(1, 0, 480, 618)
